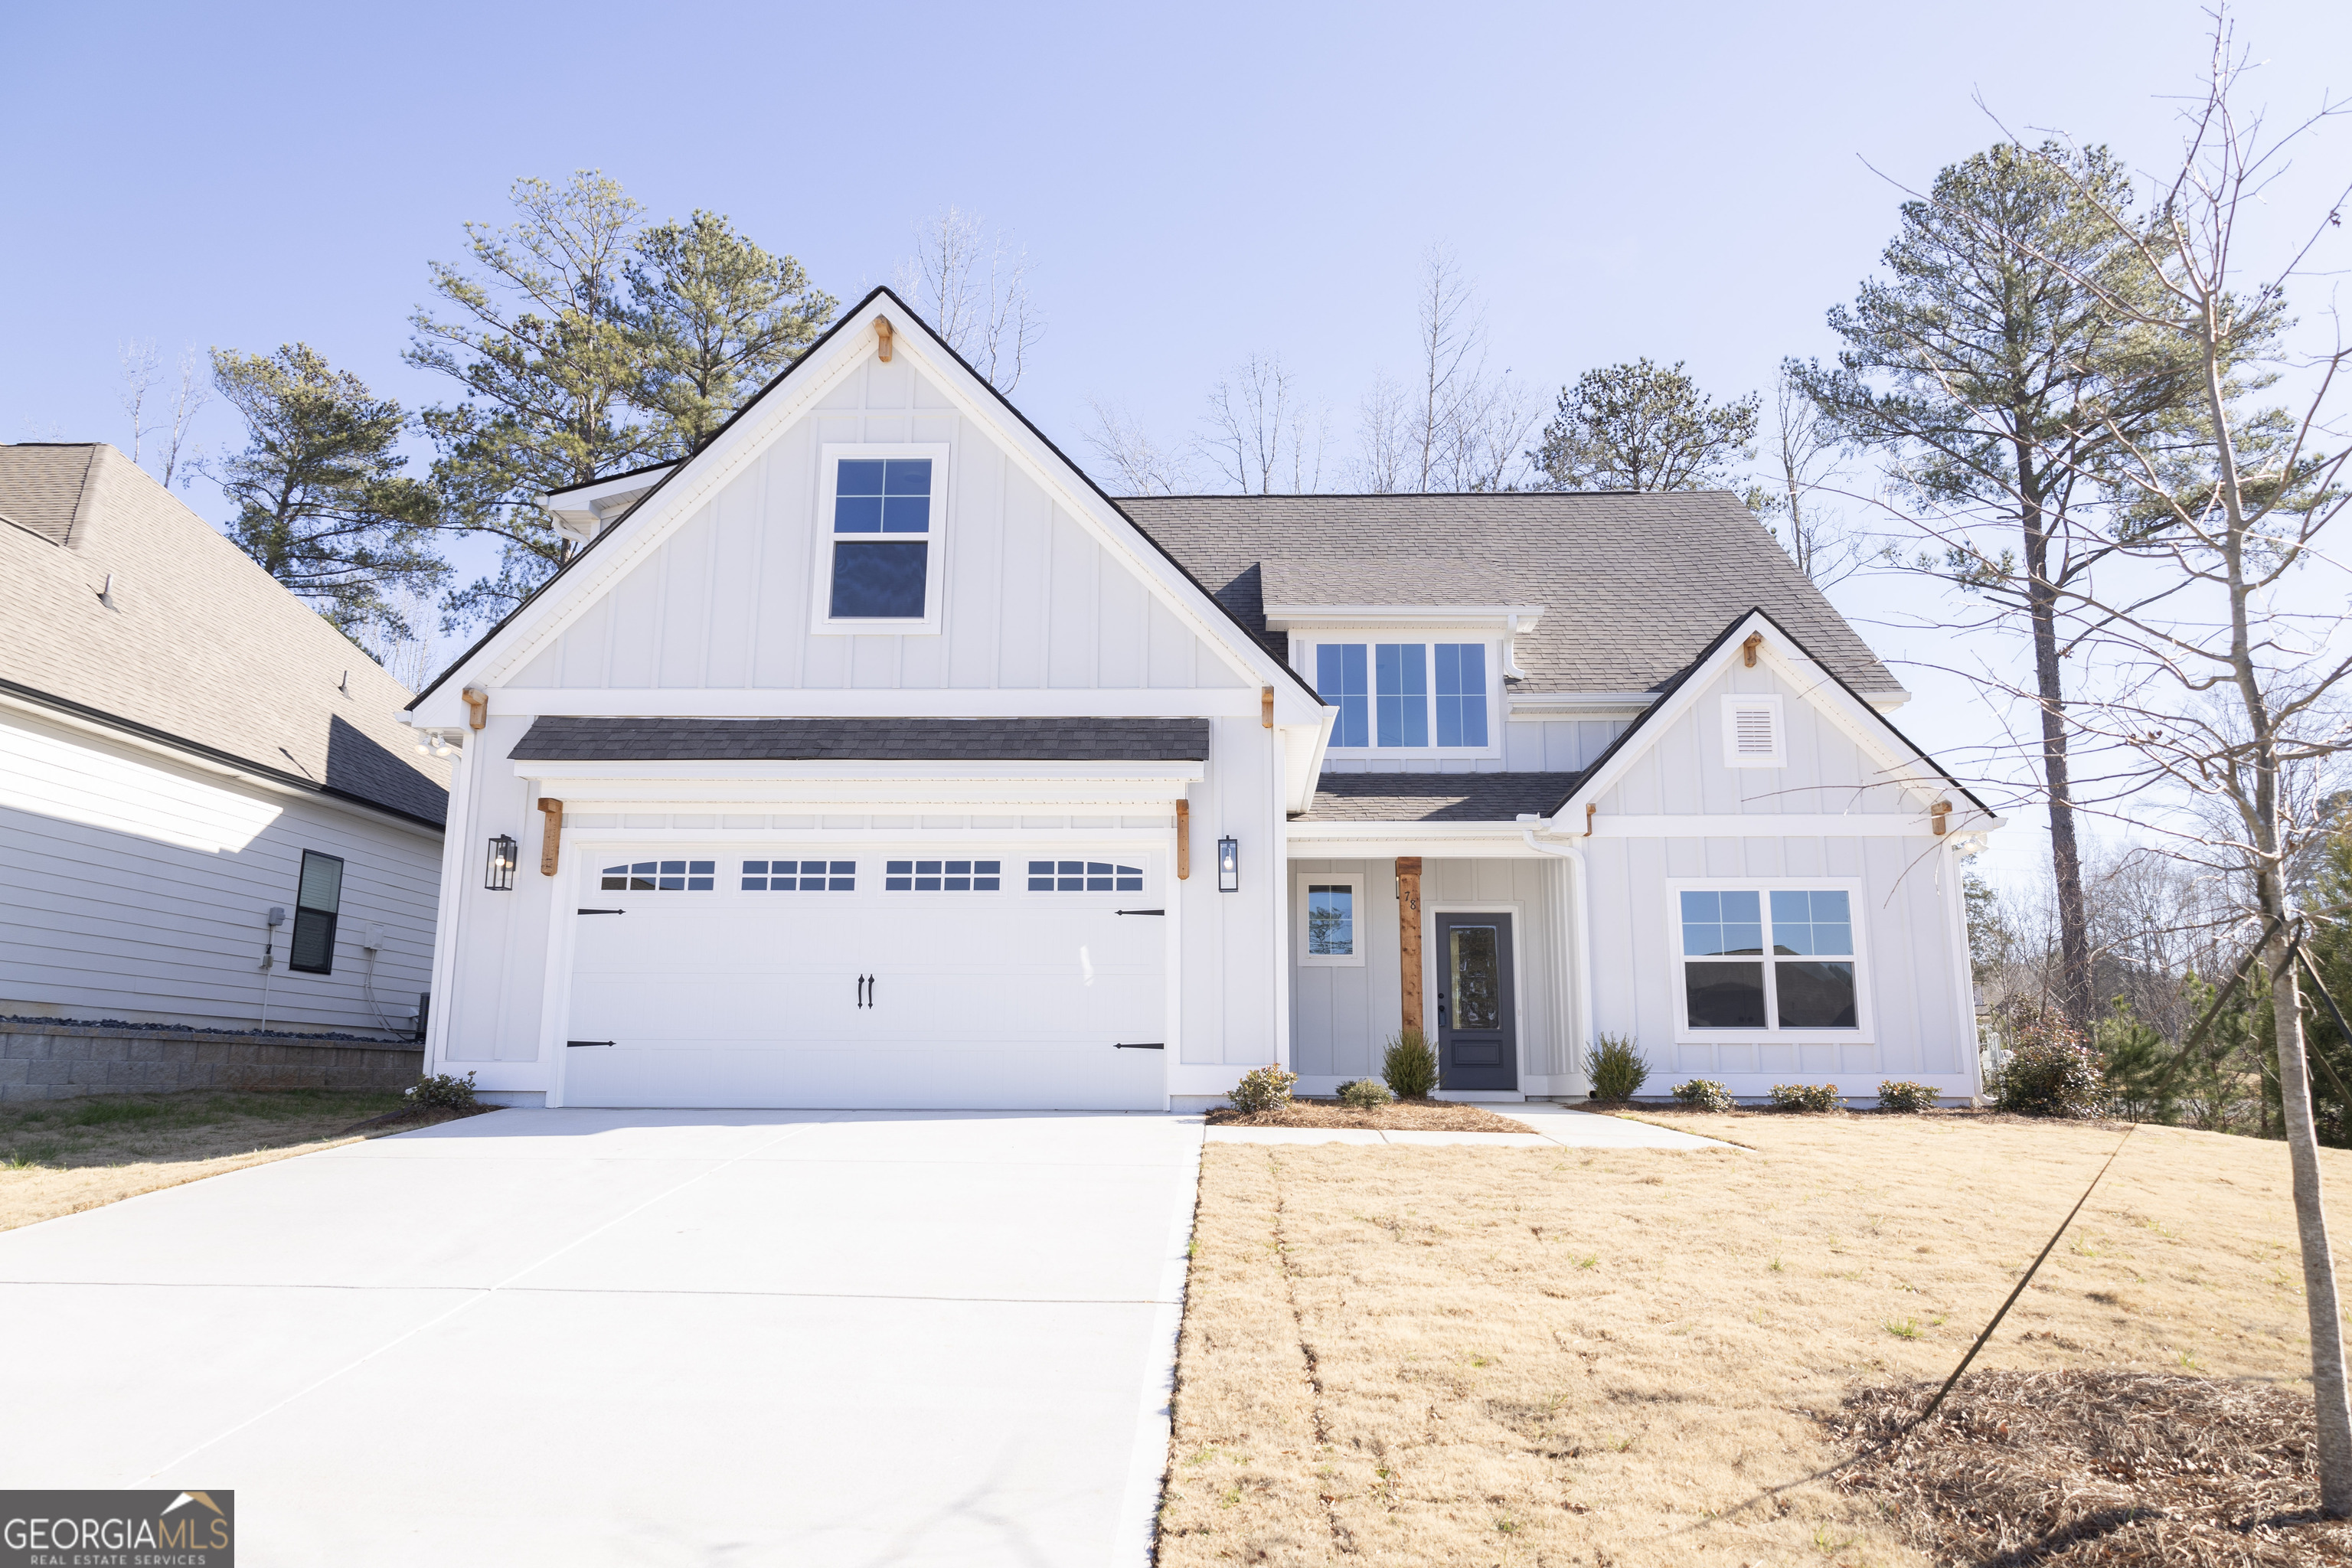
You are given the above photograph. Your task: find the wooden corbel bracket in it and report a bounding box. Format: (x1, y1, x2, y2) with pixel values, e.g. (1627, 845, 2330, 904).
(1740, 632, 1765, 668)
(462, 686, 488, 730)
(538, 797, 566, 875)
(875, 317, 893, 361)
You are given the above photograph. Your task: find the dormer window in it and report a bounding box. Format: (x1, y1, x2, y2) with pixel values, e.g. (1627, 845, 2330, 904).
(1313, 640, 1492, 752)
(815, 443, 949, 633)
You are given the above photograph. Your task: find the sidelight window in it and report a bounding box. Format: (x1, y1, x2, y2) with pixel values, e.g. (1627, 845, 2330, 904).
(1676, 885, 1860, 1034)
(1294, 873, 1364, 966)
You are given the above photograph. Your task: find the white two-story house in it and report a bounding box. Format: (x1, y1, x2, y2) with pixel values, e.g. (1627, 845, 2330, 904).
(405, 289, 1996, 1109)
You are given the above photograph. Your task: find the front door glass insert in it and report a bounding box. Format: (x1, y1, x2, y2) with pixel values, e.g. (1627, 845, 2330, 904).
(1449, 924, 1501, 1030)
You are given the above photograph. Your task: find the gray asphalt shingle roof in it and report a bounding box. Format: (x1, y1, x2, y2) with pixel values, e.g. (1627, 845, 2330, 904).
(0, 443, 449, 827)
(1299, 771, 1589, 822)
(509, 717, 1214, 763)
(1119, 492, 1901, 696)
(1258, 555, 1527, 608)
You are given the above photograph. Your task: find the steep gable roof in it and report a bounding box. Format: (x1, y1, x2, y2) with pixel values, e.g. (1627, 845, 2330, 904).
(410, 287, 1323, 722)
(1119, 492, 1902, 697)
(1547, 606, 1994, 822)
(0, 443, 449, 828)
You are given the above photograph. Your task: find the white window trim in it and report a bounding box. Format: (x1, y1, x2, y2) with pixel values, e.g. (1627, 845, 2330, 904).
(812, 442, 952, 635)
(1294, 871, 1367, 967)
(1664, 876, 1872, 1045)
(1722, 694, 1787, 769)
(1291, 631, 1505, 760)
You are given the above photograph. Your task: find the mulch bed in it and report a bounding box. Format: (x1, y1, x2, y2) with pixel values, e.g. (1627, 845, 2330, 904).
(1832, 1369, 2352, 1565)
(1203, 1099, 1532, 1133)
(338, 1104, 499, 1136)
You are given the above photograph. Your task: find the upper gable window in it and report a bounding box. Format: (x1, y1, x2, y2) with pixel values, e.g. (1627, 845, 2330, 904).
(1314, 640, 1491, 752)
(815, 443, 949, 634)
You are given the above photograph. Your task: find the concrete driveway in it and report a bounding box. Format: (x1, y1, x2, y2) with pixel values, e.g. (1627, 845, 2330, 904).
(0, 1109, 1204, 1566)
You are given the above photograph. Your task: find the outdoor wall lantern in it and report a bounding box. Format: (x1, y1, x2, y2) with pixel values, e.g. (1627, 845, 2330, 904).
(486, 834, 518, 891)
(1217, 835, 1240, 893)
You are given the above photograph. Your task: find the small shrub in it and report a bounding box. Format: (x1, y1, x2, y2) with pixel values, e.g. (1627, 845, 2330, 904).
(1585, 1034, 1651, 1102)
(1769, 1082, 1842, 1112)
(1877, 1080, 1939, 1113)
(1671, 1078, 1736, 1112)
(407, 1070, 478, 1111)
(1337, 1077, 1395, 1109)
(1229, 1064, 1298, 1114)
(1992, 1014, 2109, 1118)
(1383, 1029, 1439, 1099)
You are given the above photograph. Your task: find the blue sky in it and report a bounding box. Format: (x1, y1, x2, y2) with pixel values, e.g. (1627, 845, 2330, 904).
(8, 0, 2347, 889)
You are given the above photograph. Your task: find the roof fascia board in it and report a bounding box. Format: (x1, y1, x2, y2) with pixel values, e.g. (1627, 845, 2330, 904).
(478, 687, 1263, 719)
(516, 759, 1207, 783)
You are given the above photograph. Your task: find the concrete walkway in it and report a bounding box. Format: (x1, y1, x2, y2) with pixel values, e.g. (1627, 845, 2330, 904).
(0, 1109, 1204, 1567)
(1207, 1102, 1741, 1150)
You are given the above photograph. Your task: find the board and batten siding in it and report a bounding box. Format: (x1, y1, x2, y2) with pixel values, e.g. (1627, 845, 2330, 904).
(1288, 856, 1576, 1093)
(1581, 660, 1973, 1092)
(0, 706, 439, 1035)
(504, 355, 1246, 695)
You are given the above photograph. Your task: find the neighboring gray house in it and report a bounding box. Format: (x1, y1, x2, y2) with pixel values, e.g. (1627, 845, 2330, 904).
(403, 289, 1998, 1110)
(0, 443, 449, 1036)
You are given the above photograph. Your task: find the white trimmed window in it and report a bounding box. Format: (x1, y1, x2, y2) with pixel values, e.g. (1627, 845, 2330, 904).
(1294, 872, 1365, 966)
(1672, 881, 1866, 1038)
(1309, 640, 1495, 753)
(1722, 695, 1785, 768)
(814, 443, 949, 633)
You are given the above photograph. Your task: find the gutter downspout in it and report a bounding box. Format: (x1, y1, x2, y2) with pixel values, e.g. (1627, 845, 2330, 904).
(1520, 818, 1596, 1100)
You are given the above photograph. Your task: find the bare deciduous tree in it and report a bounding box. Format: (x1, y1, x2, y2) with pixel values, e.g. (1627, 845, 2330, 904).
(1082, 397, 1197, 495)
(893, 207, 1043, 393)
(1955, 11, 2352, 1508)
(160, 346, 208, 489)
(1355, 249, 1538, 491)
(1756, 364, 1867, 585)
(119, 338, 161, 467)
(1200, 354, 1325, 495)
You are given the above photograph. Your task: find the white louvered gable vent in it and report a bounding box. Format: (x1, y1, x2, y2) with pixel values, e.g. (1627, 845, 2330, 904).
(1722, 696, 1786, 769)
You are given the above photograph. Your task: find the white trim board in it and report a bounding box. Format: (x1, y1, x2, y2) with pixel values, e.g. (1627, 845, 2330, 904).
(470, 688, 1262, 719)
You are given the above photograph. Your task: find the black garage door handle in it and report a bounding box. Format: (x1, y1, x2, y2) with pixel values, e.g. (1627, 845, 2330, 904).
(577, 908, 626, 915)
(1115, 909, 1165, 916)
(567, 1040, 615, 1048)
(1115, 1042, 1165, 1050)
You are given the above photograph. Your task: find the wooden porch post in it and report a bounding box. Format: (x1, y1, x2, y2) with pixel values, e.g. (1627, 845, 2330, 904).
(1396, 857, 1423, 1037)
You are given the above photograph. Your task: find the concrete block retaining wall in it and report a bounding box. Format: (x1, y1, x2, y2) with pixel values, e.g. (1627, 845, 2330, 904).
(0, 1020, 423, 1102)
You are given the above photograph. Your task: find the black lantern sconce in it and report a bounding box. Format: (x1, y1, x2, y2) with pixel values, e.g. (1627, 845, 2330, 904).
(486, 834, 518, 891)
(1217, 835, 1240, 892)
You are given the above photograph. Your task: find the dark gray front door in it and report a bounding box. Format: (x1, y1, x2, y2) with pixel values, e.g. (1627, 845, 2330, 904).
(1434, 912, 1517, 1091)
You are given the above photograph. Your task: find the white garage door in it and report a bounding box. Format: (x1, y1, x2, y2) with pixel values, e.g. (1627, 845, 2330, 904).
(561, 846, 1168, 1109)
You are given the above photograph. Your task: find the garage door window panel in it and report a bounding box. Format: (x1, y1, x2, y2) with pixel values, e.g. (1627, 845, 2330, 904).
(603, 860, 716, 892)
(740, 859, 855, 891)
(1027, 860, 1143, 892)
(887, 859, 1002, 892)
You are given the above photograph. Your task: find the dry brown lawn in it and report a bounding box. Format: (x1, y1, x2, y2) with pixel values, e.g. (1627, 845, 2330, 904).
(1208, 1101, 1533, 1134)
(0, 1088, 466, 1230)
(1160, 1112, 2352, 1566)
